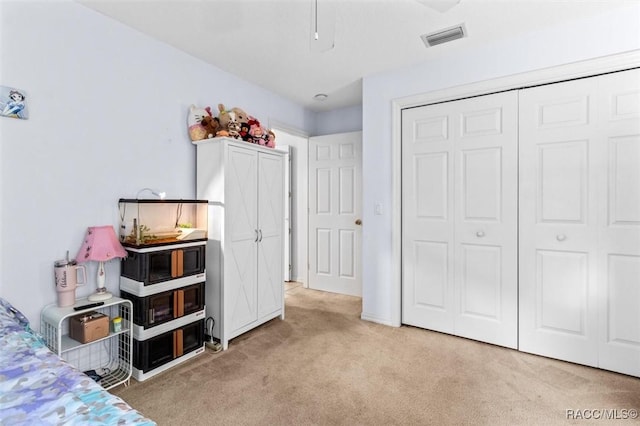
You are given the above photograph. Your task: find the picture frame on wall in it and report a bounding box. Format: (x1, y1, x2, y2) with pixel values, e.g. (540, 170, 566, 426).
(0, 85, 28, 120)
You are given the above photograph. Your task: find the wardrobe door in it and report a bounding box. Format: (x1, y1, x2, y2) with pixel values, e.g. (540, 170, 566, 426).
(519, 78, 600, 367)
(225, 145, 259, 334)
(257, 152, 284, 319)
(596, 69, 640, 377)
(402, 91, 518, 348)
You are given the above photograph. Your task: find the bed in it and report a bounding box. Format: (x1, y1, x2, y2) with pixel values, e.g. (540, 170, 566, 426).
(0, 298, 155, 425)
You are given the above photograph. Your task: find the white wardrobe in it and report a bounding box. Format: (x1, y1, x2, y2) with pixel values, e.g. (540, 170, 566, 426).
(402, 68, 640, 377)
(195, 137, 285, 350)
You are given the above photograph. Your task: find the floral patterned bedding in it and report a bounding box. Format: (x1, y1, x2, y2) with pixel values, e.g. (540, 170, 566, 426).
(0, 298, 155, 426)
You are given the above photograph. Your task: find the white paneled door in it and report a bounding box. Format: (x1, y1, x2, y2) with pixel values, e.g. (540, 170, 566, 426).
(596, 70, 640, 377)
(309, 132, 362, 297)
(519, 77, 600, 367)
(402, 92, 518, 348)
(519, 68, 640, 377)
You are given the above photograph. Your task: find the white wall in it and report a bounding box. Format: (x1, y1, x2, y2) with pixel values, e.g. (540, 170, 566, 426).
(314, 104, 362, 136)
(0, 0, 314, 327)
(360, 4, 640, 325)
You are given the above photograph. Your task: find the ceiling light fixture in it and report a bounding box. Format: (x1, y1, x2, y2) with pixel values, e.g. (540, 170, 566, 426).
(314, 93, 328, 101)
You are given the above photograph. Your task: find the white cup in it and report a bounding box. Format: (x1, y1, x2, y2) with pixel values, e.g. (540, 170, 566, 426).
(54, 259, 86, 307)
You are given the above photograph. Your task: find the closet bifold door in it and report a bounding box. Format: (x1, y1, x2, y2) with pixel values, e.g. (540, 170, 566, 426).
(518, 76, 600, 367)
(452, 92, 518, 349)
(519, 68, 640, 377)
(595, 69, 640, 378)
(401, 91, 518, 348)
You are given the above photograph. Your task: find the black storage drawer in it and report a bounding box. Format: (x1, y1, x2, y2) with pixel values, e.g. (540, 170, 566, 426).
(133, 319, 204, 373)
(121, 244, 205, 285)
(121, 282, 204, 329)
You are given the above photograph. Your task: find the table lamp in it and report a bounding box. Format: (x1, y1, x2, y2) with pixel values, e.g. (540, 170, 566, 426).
(76, 225, 127, 302)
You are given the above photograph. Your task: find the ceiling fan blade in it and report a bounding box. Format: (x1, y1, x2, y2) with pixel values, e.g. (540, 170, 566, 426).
(414, 0, 461, 13)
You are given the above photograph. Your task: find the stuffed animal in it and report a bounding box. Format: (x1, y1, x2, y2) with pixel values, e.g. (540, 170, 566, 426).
(233, 107, 249, 125)
(239, 122, 251, 142)
(215, 104, 274, 147)
(226, 110, 241, 139)
(217, 104, 249, 137)
(247, 117, 267, 145)
(266, 129, 276, 148)
(187, 105, 215, 142)
(201, 115, 220, 139)
(250, 123, 265, 144)
(244, 116, 276, 148)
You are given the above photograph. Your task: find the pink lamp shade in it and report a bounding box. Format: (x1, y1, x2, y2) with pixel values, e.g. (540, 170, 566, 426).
(76, 225, 127, 302)
(76, 225, 127, 262)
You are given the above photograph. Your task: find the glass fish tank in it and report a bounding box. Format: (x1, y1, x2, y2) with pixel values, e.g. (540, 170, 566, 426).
(118, 199, 208, 247)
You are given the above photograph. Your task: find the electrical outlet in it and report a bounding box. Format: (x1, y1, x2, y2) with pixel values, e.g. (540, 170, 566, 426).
(205, 341, 222, 352)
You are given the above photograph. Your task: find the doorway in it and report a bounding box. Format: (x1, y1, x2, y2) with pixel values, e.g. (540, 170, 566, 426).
(308, 131, 363, 297)
(272, 127, 309, 286)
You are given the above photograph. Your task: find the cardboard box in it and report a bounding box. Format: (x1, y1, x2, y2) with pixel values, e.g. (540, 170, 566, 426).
(69, 311, 109, 343)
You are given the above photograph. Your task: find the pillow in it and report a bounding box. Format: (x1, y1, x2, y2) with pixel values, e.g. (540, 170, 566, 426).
(0, 297, 32, 331)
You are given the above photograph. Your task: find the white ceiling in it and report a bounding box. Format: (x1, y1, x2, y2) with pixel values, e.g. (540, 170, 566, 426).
(77, 0, 631, 112)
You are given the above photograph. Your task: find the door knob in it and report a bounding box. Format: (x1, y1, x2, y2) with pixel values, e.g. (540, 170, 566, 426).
(355, 219, 362, 226)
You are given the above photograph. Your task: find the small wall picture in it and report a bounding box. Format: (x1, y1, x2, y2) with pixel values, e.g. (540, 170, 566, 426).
(0, 86, 28, 120)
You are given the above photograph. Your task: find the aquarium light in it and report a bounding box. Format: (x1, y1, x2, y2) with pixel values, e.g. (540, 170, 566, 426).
(136, 188, 166, 200)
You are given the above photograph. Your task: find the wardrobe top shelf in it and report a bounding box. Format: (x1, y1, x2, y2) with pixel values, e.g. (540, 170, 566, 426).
(192, 137, 288, 155)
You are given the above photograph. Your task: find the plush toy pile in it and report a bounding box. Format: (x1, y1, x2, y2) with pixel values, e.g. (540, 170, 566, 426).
(187, 103, 275, 148)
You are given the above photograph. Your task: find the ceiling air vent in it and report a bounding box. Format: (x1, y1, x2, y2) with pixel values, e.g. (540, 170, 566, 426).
(421, 24, 466, 47)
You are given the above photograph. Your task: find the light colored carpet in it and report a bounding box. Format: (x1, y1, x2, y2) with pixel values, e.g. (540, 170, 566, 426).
(112, 283, 640, 425)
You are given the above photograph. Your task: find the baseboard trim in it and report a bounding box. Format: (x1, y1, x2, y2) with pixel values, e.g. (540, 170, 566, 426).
(360, 312, 397, 327)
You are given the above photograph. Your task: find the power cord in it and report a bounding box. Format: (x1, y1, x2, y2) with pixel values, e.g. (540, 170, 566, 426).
(205, 316, 222, 353)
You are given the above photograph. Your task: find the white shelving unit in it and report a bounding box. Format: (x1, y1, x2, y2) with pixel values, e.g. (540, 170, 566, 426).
(41, 297, 133, 390)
